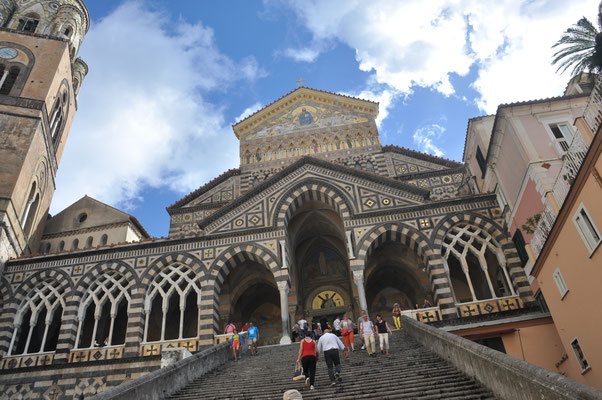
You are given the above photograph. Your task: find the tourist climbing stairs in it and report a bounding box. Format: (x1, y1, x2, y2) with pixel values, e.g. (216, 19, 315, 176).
(167, 330, 496, 399)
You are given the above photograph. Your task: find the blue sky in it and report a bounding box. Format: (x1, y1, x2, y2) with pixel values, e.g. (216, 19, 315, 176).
(53, 0, 597, 237)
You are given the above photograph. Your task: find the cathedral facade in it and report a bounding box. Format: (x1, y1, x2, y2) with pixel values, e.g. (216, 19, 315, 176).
(0, 1, 539, 398)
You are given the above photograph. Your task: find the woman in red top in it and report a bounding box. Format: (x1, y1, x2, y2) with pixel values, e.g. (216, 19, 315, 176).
(296, 336, 318, 390)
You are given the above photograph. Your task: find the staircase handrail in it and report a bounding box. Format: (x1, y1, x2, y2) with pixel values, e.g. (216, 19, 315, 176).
(402, 316, 602, 400)
(90, 342, 231, 400)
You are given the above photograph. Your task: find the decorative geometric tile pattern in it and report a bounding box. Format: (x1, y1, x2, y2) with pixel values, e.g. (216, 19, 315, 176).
(457, 296, 523, 318)
(139, 339, 201, 357)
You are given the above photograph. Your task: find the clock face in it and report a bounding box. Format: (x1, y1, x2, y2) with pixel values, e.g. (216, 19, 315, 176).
(0, 47, 17, 59)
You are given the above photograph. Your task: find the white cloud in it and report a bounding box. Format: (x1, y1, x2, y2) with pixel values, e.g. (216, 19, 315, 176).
(281, 47, 322, 62)
(235, 102, 263, 122)
(413, 123, 446, 157)
(282, 0, 599, 113)
(52, 1, 261, 213)
(341, 87, 398, 127)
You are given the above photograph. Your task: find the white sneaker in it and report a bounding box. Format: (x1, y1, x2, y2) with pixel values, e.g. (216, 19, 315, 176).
(305, 377, 310, 387)
(361, 344, 365, 350)
(310, 385, 315, 390)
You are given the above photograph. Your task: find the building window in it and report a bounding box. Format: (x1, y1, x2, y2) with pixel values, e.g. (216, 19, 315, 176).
(17, 17, 39, 33)
(144, 263, 201, 342)
(0, 66, 20, 95)
(442, 223, 515, 303)
(100, 234, 108, 246)
(549, 123, 573, 153)
(570, 338, 590, 373)
(512, 229, 529, 267)
(71, 238, 79, 250)
(475, 146, 487, 176)
(573, 205, 601, 254)
(85, 236, 93, 248)
(58, 241, 65, 251)
(552, 267, 569, 299)
(9, 279, 64, 355)
(75, 271, 130, 348)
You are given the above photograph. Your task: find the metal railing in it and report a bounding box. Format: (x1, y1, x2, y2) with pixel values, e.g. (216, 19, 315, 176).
(583, 74, 602, 135)
(530, 202, 556, 258)
(531, 130, 590, 259)
(552, 133, 589, 205)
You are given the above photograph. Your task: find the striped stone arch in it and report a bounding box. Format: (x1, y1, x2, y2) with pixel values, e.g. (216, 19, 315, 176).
(353, 223, 457, 319)
(53, 260, 141, 362)
(135, 252, 209, 347)
(0, 277, 13, 355)
(273, 178, 354, 228)
(13, 268, 73, 301)
(140, 252, 206, 290)
(228, 276, 278, 313)
(0, 269, 72, 356)
(206, 244, 284, 338)
(432, 212, 535, 305)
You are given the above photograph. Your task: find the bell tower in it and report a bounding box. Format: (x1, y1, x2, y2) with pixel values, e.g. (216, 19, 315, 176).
(0, 0, 89, 272)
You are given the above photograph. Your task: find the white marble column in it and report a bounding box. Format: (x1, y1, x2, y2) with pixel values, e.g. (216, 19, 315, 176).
(279, 240, 288, 269)
(346, 230, 355, 259)
(353, 270, 368, 314)
(277, 281, 291, 344)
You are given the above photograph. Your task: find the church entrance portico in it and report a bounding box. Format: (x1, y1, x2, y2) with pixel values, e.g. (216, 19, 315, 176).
(214, 251, 282, 346)
(286, 198, 356, 324)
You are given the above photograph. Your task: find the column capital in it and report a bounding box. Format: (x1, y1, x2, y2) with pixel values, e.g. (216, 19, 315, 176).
(276, 280, 289, 294)
(352, 269, 364, 282)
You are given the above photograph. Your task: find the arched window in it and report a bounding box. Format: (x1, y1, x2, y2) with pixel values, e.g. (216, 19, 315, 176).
(21, 182, 37, 231)
(39, 242, 51, 254)
(71, 239, 79, 250)
(0, 66, 19, 95)
(312, 141, 319, 154)
(354, 162, 362, 170)
(346, 137, 353, 149)
(100, 234, 108, 246)
(63, 26, 72, 38)
(278, 146, 283, 159)
(267, 147, 273, 161)
(75, 271, 130, 348)
(256, 151, 262, 162)
(9, 279, 64, 355)
(58, 241, 65, 251)
(441, 224, 515, 303)
(144, 263, 201, 342)
(244, 151, 251, 164)
(50, 95, 65, 144)
(335, 137, 341, 150)
(85, 236, 93, 248)
(17, 15, 39, 33)
(366, 161, 375, 172)
(251, 177, 259, 187)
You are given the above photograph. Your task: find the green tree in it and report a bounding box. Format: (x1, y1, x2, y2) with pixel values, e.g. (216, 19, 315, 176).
(552, 2, 602, 76)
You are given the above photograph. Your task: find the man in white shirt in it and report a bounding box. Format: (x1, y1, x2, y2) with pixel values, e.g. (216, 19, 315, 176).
(297, 318, 308, 339)
(333, 317, 341, 336)
(359, 313, 377, 356)
(317, 329, 348, 385)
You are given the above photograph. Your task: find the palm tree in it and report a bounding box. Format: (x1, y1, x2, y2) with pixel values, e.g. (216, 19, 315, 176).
(552, 2, 602, 76)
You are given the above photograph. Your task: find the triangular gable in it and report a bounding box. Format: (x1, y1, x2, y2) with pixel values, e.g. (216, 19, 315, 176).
(43, 196, 149, 237)
(383, 145, 463, 177)
(233, 87, 379, 139)
(199, 157, 429, 235)
(167, 169, 240, 212)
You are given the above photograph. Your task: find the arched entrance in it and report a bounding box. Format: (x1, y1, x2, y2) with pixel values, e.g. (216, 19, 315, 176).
(287, 200, 354, 325)
(364, 238, 433, 318)
(218, 258, 281, 345)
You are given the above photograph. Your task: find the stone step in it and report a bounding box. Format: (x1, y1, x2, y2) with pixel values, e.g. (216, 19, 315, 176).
(167, 331, 496, 400)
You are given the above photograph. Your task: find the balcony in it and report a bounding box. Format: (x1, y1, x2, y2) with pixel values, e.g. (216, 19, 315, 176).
(583, 74, 602, 136)
(530, 76, 600, 259)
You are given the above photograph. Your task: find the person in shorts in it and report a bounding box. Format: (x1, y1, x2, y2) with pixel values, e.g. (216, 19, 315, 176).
(247, 322, 259, 355)
(230, 328, 243, 361)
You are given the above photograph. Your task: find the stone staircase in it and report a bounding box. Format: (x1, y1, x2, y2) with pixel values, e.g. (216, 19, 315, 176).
(167, 330, 496, 399)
